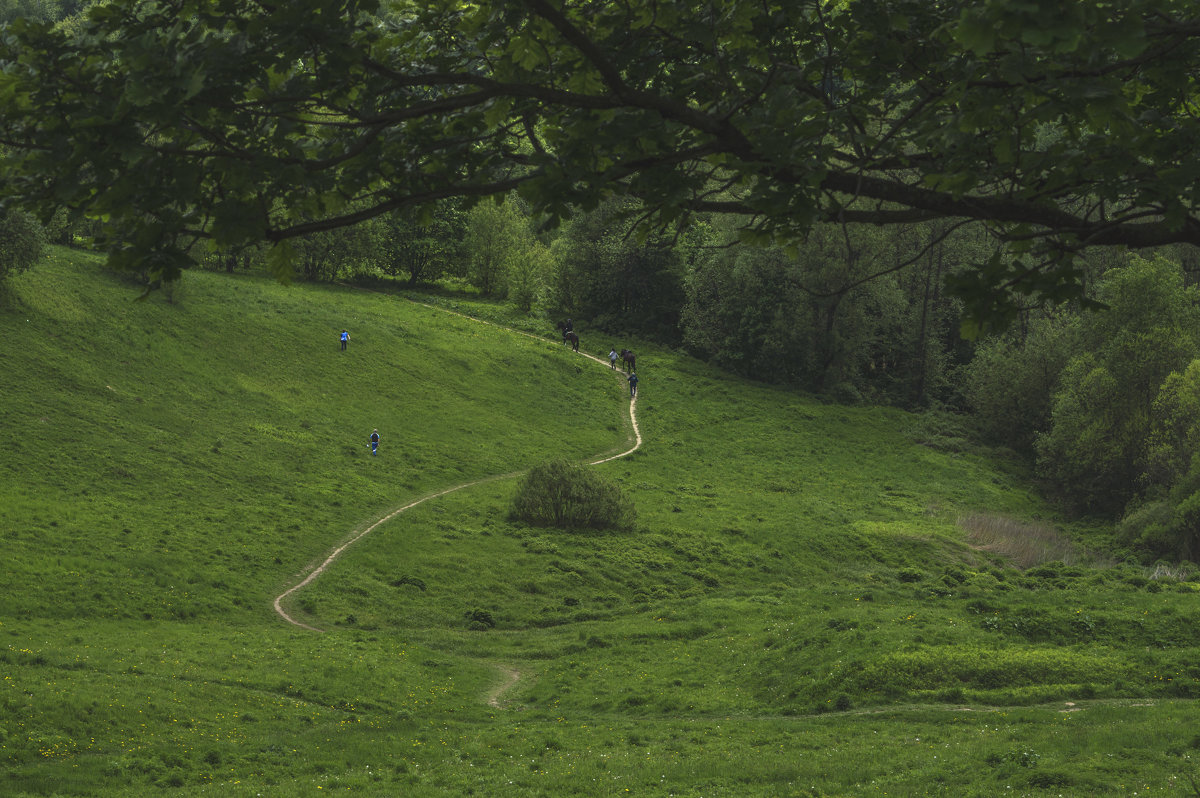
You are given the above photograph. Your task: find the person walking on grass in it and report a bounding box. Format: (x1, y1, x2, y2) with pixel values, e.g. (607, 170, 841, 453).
(609, 347, 619, 369)
(340, 329, 350, 351)
(370, 429, 380, 456)
(627, 370, 638, 398)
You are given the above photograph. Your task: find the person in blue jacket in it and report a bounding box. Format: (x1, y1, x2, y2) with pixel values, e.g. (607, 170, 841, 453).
(370, 429, 380, 455)
(340, 329, 350, 351)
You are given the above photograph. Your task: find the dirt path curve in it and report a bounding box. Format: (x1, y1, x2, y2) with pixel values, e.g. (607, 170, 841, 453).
(273, 302, 641, 634)
(395, 301, 642, 463)
(486, 666, 522, 709)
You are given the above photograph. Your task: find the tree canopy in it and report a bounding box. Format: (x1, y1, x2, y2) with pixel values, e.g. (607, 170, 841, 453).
(2, 0, 1200, 321)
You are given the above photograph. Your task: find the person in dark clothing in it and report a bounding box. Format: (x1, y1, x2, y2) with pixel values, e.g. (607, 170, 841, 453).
(627, 371, 638, 398)
(370, 429, 380, 455)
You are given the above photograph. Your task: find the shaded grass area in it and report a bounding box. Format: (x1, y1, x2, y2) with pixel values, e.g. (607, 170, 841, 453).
(3, 252, 1200, 795)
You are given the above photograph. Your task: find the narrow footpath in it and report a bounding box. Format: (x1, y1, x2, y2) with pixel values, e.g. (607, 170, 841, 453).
(273, 305, 642, 634)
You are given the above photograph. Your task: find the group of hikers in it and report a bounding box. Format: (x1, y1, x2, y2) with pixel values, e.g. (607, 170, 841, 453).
(608, 346, 638, 397)
(561, 318, 639, 398)
(345, 314, 640, 456)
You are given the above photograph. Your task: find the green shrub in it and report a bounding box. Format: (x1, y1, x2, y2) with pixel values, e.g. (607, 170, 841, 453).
(0, 207, 45, 282)
(390, 575, 427, 591)
(510, 459, 636, 531)
(464, 609, 495, 630)
(1028, 771, 1075, 788)
(1119, 500, 1174, 554)
(828, 382, 862, 405)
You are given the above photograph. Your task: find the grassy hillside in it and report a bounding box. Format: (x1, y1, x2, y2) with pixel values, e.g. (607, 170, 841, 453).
(2, 249, 1199, 796)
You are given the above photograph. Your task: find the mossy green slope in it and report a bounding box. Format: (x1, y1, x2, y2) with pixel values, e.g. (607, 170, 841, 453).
(1, 249, 1198, 796)
(1, 250, 620, 623)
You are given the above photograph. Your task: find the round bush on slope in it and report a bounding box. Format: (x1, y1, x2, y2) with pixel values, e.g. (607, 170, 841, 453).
(510, 459, 636, 531)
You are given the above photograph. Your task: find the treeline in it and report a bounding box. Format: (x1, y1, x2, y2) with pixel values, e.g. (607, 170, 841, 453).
(966, 253, 1200, 562)
(209, 196, 981, 408)
(192, 196, 694, 342)
(180, 197, 973, 410)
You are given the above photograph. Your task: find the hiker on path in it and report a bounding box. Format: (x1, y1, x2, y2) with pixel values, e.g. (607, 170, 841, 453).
(627, 371, 638, 398)
(370, 429, 380, 455)
(340, 329, 350, 351)
(609, 347, 619, 369)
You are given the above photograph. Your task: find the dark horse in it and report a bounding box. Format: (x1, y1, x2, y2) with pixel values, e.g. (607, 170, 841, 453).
(620, 349, 636, 372)
(556, 321, 580, 352)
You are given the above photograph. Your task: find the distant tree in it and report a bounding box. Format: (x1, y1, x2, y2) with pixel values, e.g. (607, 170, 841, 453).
(682, 244, 793, 380)
(463, 200, 529, 298)
(889, 221, 987, 406)
(506, 238, 553, 314)
(960, 314, 1079, 452)
(376, 203, 466, 286)
(291, 222, 377, 282)
(684, 226, 886, 397)
(0, 207, 45, 281)
(1036, 256, 1200, 515)
(1119, 360, 1200, 560)
(1145, 360, 1200, 491)
(682, 219, 974, 404)
(553, 199, 688, 340)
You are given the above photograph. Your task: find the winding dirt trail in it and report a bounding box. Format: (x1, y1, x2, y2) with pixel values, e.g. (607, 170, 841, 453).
(273, 304, 641, 638)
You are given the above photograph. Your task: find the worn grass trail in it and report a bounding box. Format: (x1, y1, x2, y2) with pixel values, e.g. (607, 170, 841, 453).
(272, 296, 642, 633)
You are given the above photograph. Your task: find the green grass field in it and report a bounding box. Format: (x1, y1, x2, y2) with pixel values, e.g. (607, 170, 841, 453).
(2, 248, 1199, 796)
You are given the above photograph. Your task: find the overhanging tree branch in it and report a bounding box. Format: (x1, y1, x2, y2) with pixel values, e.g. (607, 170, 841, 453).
(3, 0, 1200, 316)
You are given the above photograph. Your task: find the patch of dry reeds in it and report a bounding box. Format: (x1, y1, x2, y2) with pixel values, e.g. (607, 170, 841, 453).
(1146, 561, 1196, 582)
(959, 513, 1111, 569)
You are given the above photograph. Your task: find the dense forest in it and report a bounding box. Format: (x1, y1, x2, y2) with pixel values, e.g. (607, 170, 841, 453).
(5, 0, 1200, 564)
